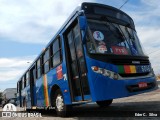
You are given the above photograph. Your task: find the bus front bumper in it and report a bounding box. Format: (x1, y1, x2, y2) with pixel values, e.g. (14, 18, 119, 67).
(92, 76, 158, 102)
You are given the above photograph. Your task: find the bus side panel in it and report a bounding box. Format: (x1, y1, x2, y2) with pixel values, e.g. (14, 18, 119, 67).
(47, 66, 72, 105)
(21, 89, 26, 107)
(36, 65, 72, 107)
(26, 86, 31, 108)
(31, 13, 78, 107)
(35, 32, 75, 107)
(36, 77, 45, 107)
(46, 34, 72, 106)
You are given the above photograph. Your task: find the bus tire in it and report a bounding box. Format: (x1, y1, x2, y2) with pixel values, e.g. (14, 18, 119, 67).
(96, 99, 113, 107)
(53, 89, 71, 117)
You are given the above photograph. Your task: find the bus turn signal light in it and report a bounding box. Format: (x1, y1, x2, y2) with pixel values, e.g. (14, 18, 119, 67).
(64, 90, 68, 93)
(91, 66, 119, 80)
(91, 66, 99, 71)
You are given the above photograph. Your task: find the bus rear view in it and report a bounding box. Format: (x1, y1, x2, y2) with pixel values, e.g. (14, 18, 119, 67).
(79, 3, 158, 105)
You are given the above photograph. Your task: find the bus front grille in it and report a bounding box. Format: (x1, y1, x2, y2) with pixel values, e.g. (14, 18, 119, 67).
(112, 59, 150, 65)
(119, 73, 150, 77)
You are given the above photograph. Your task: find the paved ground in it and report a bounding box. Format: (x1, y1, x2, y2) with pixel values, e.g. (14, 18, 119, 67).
(0, 88, 160, 120)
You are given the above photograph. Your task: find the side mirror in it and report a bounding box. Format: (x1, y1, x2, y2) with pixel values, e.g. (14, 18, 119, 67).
(78, 16, 87, 44)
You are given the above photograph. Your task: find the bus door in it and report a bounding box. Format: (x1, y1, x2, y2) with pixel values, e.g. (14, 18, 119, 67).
(30, 66, 37, 106)
(65, 23, 91, 102)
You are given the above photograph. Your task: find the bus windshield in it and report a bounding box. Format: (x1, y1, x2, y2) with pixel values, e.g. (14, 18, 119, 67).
(86, 19, 145, 56)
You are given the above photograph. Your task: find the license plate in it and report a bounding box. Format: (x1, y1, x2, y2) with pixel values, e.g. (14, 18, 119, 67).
(138, 82, 148, 88)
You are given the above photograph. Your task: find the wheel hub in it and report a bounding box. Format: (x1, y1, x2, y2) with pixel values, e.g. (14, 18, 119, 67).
(56, 95, 64, 111)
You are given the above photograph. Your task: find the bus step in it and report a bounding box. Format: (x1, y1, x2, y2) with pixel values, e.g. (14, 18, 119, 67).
(72, 100, 92, 104)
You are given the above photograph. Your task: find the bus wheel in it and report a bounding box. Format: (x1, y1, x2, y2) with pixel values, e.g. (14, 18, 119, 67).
(96, 99, 113, 107)
(54, 89, 71, 117)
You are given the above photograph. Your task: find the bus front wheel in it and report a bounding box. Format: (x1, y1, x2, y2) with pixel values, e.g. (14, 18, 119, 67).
(96, 99, 113, 107)
(53, 89, 71, 117)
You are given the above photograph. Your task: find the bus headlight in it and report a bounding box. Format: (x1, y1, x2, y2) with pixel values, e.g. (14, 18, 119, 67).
(91, 66, 119, 80)
(113, 73, 119, 80)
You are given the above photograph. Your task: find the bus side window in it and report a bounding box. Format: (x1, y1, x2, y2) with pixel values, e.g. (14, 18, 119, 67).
(19, 80, 22, 91)
(19, 81, 21, 91)
(33, 68, 36, 82)
(43, 49, 50, 73)
(17, 83, 19, 93)
(26, 71, 29, 86)
(51, 38, 62, 68)
(31, 66, 36, 83)
(24, 75, 26, 88)
(36, 59, 41, 79)
(21, 77, 24, 89)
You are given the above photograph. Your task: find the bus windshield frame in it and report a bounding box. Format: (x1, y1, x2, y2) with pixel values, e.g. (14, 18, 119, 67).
(86, 19, 145, 56)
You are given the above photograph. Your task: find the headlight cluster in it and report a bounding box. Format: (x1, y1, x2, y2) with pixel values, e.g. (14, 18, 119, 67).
(91, 66, 119, 80)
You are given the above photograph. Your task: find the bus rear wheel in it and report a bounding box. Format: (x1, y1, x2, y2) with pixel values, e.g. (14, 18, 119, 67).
(53, 89, 71, 117)
(96, 99, 113, 107)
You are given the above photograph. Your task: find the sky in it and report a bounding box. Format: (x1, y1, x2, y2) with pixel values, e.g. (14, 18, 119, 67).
(0, 0, 160, 91)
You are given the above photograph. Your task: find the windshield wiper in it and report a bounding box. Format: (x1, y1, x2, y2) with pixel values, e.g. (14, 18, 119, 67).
(101, 17, 123, 39)
(102, 16, 138, 55)
(125, 26, 138, 55)
(125, 26, 135, 40)
(102, 16, 130, 48)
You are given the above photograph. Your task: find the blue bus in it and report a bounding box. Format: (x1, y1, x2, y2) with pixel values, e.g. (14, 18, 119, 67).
(17, 2, 158, 116)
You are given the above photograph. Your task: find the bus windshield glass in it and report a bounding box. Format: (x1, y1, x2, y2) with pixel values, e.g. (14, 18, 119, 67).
(86, 19, 145, 56)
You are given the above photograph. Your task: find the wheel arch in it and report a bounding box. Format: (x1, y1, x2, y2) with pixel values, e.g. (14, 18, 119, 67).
(50, 84, 61, 106)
